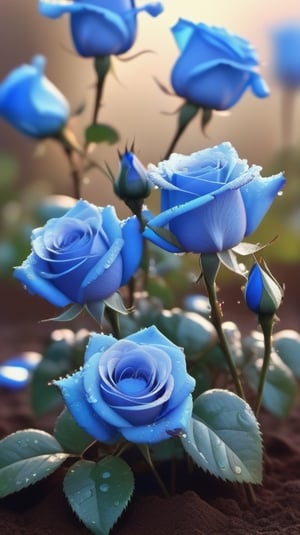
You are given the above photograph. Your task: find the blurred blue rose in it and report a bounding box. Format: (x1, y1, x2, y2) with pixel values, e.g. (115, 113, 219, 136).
(244, 262, 283, 315)
(0, 55, 69, 138)
(271, 22, 300, 88)
(143, 142, 285, 254)
(170, 19, 269, 110)
(14, 199, 143, 307)
(39, 0, 164, 58)
(55, 326, 195, 444)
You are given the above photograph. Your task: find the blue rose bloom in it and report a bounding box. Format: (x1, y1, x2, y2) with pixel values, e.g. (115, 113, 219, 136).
(55, 326, 195, 444)
(271, 22, 300, 88)
(38, 0, 164, 58)
(0, 55, 70, 138)
(14, 199, 143, 307)
(244, 262, 283, 315)
(170, 19, 269, 110)
(143, 142, 286, 254)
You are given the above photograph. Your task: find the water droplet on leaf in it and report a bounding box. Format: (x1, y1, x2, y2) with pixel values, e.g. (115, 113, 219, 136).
(99, 483, 109, 492)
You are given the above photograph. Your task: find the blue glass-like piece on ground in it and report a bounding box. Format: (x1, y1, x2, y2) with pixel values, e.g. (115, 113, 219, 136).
(0, 352, 42, 390)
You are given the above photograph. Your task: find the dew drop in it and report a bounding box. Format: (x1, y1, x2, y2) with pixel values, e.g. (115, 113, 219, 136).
(87, 393, 98, 404)
(102, 471, 111, 479)
(99, 483, 109, 492)
(234, 465, 242, 475)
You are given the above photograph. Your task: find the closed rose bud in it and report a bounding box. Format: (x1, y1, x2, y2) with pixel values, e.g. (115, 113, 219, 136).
(114, 150, 151, 201)
(244, 262, 283, 316)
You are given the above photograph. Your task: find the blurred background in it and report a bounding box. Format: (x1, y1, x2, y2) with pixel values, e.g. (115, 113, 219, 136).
(0, 0, 300, 274)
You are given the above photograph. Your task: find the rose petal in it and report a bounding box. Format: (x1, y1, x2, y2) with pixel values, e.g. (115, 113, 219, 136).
(120, 395, 193, 443)
(55, 370, 119, 444)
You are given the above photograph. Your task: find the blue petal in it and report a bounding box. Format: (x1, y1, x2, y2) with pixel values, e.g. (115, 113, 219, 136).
(125, 325, 180, 349)
(250, 72, 270, 98)
(120, 395, 193, 443)
(125, 327, 196, 412)
(55, 370, 119, 444)
(101, 205, 122, 244)
(171, 18, 195, 51)
(14, 254, 71, 307)
(83, 352, 130, 428)
(120, 215, 143, 284)
(143, 225, 182, 253)
(84, 333, 117, 363)
(241, 172, 286, 235)
(245, 264, 263, 312)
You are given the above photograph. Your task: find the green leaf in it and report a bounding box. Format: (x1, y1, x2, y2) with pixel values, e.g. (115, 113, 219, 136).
(154, 309, 218, 362)
(30, 339, 75, 417)
(85, 301, 106, 324)
(181, 389, 262, 484)
(64, 457, 134, 535)
(273, 330, 300, 379)
(217, 249, 247, 277)
(85, 124, 119, 145)
(232, 236, 278, 256)
(104, 292, 129, 315)
(41, 304, 83, 322)
(54, 408, 95, 454)
(0, 429, 69, 497)
(244, 352, 297, 418)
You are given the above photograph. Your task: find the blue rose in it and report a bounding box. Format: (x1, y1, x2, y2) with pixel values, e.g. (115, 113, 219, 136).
(271, 22, 300, 88)
(143, 142, 286, 254)
(38, 0, 164, 58)
(0, 55, 69, 138)
(55, 326, 195, 444)
(170, 19, 269, 110)
(244, 262, 283, 315)
(114, 149, 151, 200)
(14, 199, 143, 307)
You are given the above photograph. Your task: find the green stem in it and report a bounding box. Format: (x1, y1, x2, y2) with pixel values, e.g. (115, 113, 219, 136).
(139, 445, 170, 498)
(255, 314, 274, 416)
(105, 307, 121, 339)
(200, 254, 246, 400)
(92, 56, 111, 126)
(163, 102, 199, 160)
(63, 145, 81, 199)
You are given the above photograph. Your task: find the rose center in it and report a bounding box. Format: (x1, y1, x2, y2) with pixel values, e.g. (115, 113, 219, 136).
(118, 377, 147, 395)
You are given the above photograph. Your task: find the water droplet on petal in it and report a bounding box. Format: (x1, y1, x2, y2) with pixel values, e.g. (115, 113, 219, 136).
(102, 471, 111, 479)
(234, 465, 242, 475)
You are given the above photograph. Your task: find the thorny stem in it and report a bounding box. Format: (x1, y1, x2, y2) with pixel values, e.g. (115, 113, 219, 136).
(91, 56, 111, 126)
(201, 254, 246, 400)
(63, 145, 81, 199)
(105, 307, 121, 339)
(255, 314, 274, 417)
(163, 102, 199, 160)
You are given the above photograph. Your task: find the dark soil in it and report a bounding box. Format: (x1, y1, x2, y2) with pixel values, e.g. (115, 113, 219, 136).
(0, 265, 299, 535)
